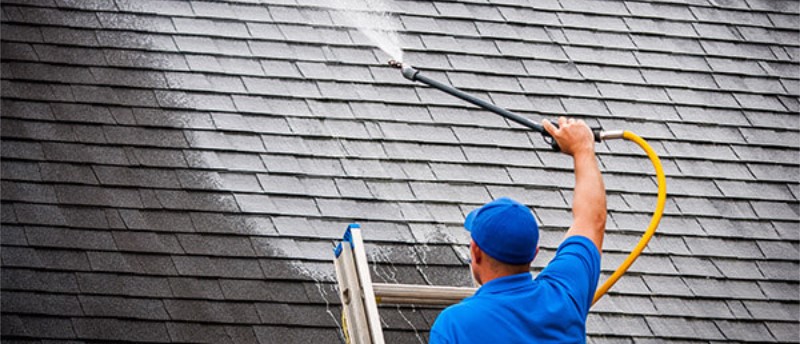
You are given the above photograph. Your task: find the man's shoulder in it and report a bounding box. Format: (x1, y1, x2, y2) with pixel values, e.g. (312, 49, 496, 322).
(436, 295, 489, 323)
(558, 235, 600, 256)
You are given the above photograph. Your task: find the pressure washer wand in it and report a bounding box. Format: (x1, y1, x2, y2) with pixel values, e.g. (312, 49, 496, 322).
(390, 61, 606, 151)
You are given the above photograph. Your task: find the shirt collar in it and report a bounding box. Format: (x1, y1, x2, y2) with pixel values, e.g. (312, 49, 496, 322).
(474, 272, 533, 295)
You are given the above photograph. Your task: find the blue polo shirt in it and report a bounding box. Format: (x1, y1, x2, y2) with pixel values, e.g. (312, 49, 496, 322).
(429, 235, 601, 344)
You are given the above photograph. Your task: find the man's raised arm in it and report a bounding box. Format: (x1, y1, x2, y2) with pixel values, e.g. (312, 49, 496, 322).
(542, 117, 607, 251)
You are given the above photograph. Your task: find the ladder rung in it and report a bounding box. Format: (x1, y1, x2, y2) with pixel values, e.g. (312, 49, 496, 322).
(373, 283, 477, 305)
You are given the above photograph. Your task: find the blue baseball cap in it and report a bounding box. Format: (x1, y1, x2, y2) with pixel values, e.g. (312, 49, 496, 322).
(464, 197, 539, 265)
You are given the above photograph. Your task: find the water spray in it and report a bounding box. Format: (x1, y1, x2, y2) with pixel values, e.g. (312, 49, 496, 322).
(389, 60, 667, 305)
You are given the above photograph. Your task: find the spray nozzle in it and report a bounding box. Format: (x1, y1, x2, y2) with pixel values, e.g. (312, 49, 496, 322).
(388, 60, 420, 81)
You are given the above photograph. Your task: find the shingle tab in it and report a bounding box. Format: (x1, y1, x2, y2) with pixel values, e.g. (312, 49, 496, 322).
(2, 291, 82, 316)
(73, 318, 171, 342)
(76, 272, 172, 297)
(172, 256, 263, 279)
(2, 315, 77, 339)
(715, 320, 776, 342)
(166, 323, 235, 344)
(646, 316, 725, 340)
(80, 294, 170, 320)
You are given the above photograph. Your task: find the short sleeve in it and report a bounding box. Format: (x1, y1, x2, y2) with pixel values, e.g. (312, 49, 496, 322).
(535, 235, 601, 316)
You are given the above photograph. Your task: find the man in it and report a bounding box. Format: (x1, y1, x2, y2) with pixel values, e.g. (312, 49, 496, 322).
(429, 117, 606, 344)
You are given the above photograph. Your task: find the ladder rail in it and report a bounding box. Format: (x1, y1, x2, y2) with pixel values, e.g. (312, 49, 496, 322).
(334, 242, 373, 344)
(349, 228, 385, 344)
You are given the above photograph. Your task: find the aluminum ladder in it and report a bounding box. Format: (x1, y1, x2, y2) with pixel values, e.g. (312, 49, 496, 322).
(333, 224, 477, 344)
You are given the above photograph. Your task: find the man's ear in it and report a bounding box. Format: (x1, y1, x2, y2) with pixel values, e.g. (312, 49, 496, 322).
(470, 240, 482, 264)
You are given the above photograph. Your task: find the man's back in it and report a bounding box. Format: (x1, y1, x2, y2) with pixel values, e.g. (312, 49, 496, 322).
(429, 236, 601, 344)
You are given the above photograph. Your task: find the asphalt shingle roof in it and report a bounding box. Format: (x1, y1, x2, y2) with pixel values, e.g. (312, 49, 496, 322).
(1, 0, 798, 343)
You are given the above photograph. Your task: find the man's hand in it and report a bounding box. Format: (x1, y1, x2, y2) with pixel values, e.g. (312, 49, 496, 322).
(542, 117, 606, 251)
(542, 117, 595, 157)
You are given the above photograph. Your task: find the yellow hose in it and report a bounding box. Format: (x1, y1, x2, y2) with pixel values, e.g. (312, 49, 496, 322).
(342, 311, 351, 343)
(592, 130, 667, 305)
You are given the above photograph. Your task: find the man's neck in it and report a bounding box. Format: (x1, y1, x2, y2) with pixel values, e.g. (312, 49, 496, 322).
(480, 269, 529, 285)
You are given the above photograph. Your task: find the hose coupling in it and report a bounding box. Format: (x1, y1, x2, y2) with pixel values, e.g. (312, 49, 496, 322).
(401, 65, 420, 81)
(600, 130, 625, 140)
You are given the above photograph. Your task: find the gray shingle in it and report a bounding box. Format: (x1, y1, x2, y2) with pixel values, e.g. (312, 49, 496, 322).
(95, 30, 177, 51)
(1, 181, 57, 203)
(79, 295, 170, 320)
(757, 240, 799, 260)
(166, 323, 234, 344)
(455, 38, 498, 56)
(26, 226, 116, 251)
(172, 256, 263, 279)
(2, 160, 42, 182)
(365, 180, 415, 201)
(560, 0, 629, 15)
(642, 275, 693, 297)
(744, 301, 797, 322)
(475, 21, 519, 39)
(1, 23, 45, 42)
(566, 29, 637, 50)
(715, 258, 766, 280)
(253, 325, 340, 343)
(168, 276, 224, 299)
(758, 280, 798, 301)
(400, 15, 443, 33)
(634, 34, 706, 55)
(96, 11, 175, 31)
(717, 180, 794, 201)
(2, 315, 77, 339)
(173, 18, 249, 38)
(111, 231, 183, 254)
(751, 201, 798, 220)
(693, 5, 772, 25)
(221, 279, 308, 302)
(715, 320, 776, 342)
(687, 237, 764, 259)
(687, 277, 767, 299)
(0, 225, 26, 245)
(2, 269, 79, 293)
(561, 12, 627, 31)
(88, 252, 177, 275)
(671, 256, 723, 278)
(593, 294, 658, 316)
(9, 62, 96, 85)
(766, 321, 800, 343)
(595, 314, 652, 336)
(757, 261, 800, 281)
(3, 292, 85, 316)
(177, 234, 257, 257)
(112, 0, 191, 15)
(72, 318, 171, 342)
(2, 247, 91, 271)
(769, 11, 800, 30)
(627, 17, 696, 37)
(105, 49, 189, 70)
(646, 316, 725, 340)
(11, 6, 101, 28)
(76, 272, 172, 298)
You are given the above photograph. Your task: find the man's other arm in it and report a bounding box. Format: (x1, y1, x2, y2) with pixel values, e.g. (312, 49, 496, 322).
(542, 117, 607, 251)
